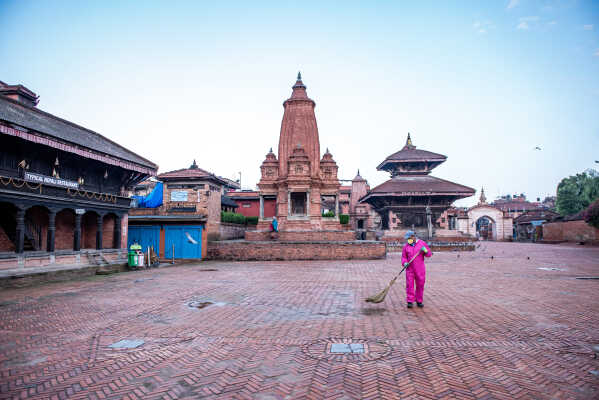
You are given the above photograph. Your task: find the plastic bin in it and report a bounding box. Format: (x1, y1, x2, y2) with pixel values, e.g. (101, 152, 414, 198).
(128, 251, 138, 267)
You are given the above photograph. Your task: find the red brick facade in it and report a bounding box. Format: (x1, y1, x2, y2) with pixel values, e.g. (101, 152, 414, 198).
(207, 240, 386, 260)
(55, 209, 75, 250)
(0, 226, 15, 252)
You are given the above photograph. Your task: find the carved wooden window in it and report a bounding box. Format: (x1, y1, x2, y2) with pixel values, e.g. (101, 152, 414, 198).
(265, 168, 274, 177)
(295, 165, 303, 174)
(324, 167, 332, 178)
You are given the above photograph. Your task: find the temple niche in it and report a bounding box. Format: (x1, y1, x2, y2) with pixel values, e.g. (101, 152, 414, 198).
(254, 73, 342, 232)
(360, 134, 475, 239)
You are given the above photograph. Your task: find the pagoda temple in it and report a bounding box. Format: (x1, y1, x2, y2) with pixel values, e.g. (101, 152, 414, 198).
(255, 73, 342, 232)
(360, 134, 475, 238)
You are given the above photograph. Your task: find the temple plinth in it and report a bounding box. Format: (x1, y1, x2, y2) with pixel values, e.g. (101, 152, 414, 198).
(255, 73, 342, 232)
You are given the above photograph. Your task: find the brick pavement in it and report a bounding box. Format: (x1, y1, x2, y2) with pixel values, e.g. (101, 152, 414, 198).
(0, 242, 598, 399)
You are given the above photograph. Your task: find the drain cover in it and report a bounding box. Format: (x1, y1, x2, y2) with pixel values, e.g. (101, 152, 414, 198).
(109, 339, 144, 349)
(303, 338, 391, 362)
(330, 343, 364, 354)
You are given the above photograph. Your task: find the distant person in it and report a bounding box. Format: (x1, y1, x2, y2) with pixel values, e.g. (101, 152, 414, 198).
(401, 231, 432, 308)
(271, 216, 278, 232)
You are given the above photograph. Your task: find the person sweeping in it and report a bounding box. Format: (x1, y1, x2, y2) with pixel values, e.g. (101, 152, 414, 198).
(402, 230, 432, 308)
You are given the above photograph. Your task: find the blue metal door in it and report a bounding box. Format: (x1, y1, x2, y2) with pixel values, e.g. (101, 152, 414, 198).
(164, 225, 202, 259)
(128, 226, 160, 253)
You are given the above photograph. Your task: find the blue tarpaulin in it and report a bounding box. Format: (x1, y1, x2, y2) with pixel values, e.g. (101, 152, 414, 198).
(132, 182, 163, 208)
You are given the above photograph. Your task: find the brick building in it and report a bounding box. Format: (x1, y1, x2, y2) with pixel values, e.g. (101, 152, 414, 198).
(0, 81, 157, 268)
(128, 161, 235, 258)
(491, 194, 546, 219)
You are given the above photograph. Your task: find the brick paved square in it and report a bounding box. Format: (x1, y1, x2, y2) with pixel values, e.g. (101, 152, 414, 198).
(1, 242, 598, 399)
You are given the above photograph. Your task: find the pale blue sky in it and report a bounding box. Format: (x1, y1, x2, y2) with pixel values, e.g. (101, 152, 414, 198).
(1, 0, 598, 205)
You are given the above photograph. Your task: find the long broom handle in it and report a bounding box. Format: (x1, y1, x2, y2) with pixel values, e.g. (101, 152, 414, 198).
(393, 251, 421, 280)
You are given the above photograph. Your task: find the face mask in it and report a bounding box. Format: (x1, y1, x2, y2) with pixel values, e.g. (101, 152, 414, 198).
(407, 239, 414, 245)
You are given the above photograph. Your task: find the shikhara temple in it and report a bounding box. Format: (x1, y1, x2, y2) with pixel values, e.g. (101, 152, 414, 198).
(251, 72, 346, 239)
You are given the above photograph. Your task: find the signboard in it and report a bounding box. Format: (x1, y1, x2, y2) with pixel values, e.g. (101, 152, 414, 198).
(170, 190, 188, 202)
(75, 209, 85, 215)
(24, 172, 79, 189)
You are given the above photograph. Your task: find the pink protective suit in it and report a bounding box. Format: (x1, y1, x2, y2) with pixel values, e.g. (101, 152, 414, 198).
(401, 239, 432, 303)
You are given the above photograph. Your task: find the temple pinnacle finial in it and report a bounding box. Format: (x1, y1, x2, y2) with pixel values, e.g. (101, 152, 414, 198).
(269, 147, 273, 153)
(326, 147, 329, 154)
(479, 187, 487, 204)
(357, 169, 360, 176)
(404, 132, 415, 149)
(297, 71, 302, 81)
(190, 159, 198, 169)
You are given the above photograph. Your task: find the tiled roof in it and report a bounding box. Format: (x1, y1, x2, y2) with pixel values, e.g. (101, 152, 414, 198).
(221, 196, 239, 208)
(514, 210, 560, 224)
(157, 167, 227, 185)
(0, 96, 157, 169)
(381, 148, 447, 163)
(366, 175, 475, 196)
(227, 191, 260, 200)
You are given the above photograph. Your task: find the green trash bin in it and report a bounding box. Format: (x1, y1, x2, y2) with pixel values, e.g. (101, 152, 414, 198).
(128, 251, 138, 267)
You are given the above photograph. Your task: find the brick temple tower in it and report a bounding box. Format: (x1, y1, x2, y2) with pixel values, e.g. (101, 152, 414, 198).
(255, 73, 342, 232)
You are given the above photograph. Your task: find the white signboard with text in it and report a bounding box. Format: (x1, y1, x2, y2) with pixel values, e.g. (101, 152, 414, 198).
(170, 190, 188, 202)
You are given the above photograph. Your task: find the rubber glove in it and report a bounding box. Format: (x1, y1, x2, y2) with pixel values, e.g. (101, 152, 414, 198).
(421, 247, 428, 253)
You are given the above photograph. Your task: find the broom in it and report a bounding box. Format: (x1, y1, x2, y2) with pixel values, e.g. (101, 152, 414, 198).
(365, 252, 420, 303)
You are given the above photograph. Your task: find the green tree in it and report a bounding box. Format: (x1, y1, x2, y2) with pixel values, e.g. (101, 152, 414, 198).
(556, 169, 599, 216)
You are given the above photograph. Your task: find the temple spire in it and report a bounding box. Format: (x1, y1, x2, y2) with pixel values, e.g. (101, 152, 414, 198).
(292, 71, 306, 90)
(404, 133, 415, 150)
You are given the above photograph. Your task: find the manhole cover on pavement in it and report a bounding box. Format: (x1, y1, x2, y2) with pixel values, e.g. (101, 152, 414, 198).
(302, 338, 391, 362)
(109, 339, 144, 349)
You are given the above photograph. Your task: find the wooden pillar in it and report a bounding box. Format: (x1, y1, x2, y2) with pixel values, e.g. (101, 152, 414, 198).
(15, 209, 25, 254)
(96, 214, 103, 250)
(114, 215, 122, 249)
(74, 214, 81, 251)
(47, 210, 56, 252)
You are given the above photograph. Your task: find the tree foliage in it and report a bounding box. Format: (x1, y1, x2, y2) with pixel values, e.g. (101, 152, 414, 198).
(556, 169, 599, 216)
(583, 199, 599, 229)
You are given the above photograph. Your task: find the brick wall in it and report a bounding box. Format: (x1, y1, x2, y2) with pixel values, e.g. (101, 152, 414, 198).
(82, 213, 97, 249)
(218, 223, 247, 240)
(245, 230, 355, 241)
(102, 214, 116, 249)
(56, 210, 75, 250)
(543, 220, 599, 244)
(207, 241, 386, 261)
(0, 226, 15, 251)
